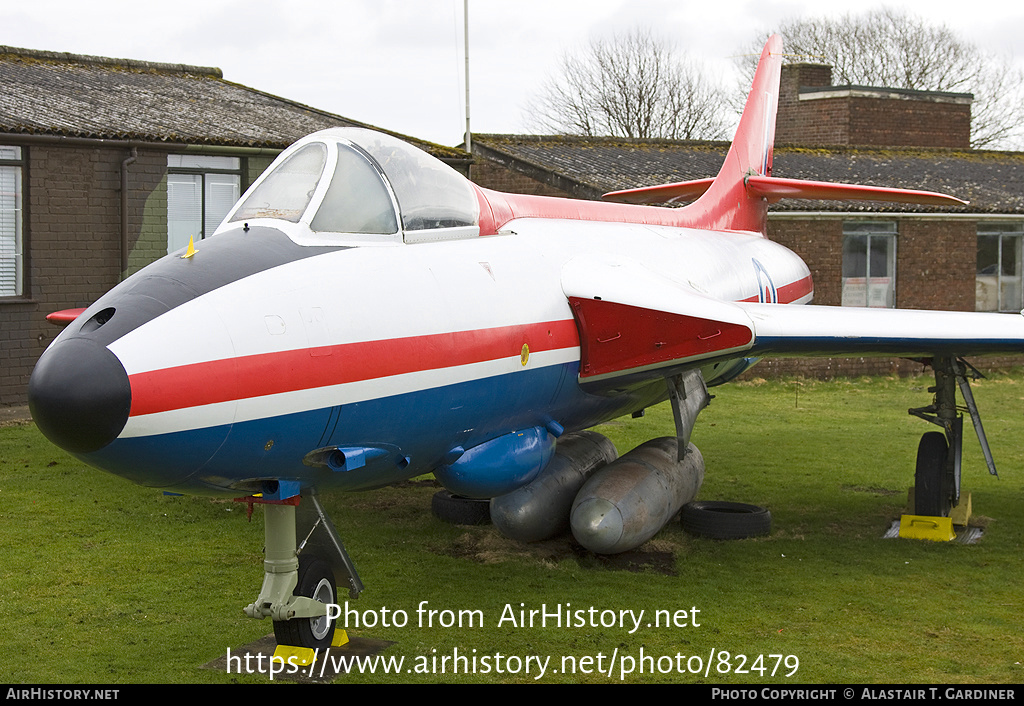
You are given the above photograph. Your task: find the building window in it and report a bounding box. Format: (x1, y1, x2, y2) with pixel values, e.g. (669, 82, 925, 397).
(842, 221, 896, 307)
(167, 155, 240, 254)
(0, 146, 24, 298)
(976, 223, 1024, 312)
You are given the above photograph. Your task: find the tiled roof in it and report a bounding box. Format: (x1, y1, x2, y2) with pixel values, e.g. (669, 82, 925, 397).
(0, 46, 466, 161)
(473, 134, 1024, 214)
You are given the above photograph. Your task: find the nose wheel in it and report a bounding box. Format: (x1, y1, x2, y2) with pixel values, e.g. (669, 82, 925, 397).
(273, 555, 337, 649)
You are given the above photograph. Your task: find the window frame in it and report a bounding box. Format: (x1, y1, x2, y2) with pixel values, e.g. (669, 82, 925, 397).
(0, 146, 26, 300)
(166, 155, 242, 254)
(841, 221, 897, 308)
(976, 222, 1024, 313)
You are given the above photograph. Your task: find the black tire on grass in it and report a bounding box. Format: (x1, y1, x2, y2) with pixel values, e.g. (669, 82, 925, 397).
(431, 490, 491, 525)
(681, 501, 772, 539)
(914, 431, 950, 517)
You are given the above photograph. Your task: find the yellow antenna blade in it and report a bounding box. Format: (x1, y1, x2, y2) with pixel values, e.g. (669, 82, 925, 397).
(181, 235, 196, 259)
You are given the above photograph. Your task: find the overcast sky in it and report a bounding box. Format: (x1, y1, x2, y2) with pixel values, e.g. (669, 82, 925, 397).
(3, 0, 1023, 146)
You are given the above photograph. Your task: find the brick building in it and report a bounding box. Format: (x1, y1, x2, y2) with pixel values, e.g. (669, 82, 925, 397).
(0, 46, 469, 406)
(776, 63, 973, 149)
(469, 64, 1024, 377)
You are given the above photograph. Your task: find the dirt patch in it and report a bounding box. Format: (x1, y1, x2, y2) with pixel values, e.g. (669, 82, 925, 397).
(388, 478, 440, 489)
(572, 543, 678, 575)
(841, 484, 902, 496)
(437, 527, 678, 576)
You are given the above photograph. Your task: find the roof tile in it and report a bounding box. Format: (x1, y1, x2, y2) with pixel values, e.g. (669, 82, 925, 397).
(473, 134, 1024, 214)
(0, 46, 466, 160)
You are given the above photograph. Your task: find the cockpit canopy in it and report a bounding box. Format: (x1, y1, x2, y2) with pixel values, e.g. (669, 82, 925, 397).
(221, 128, 479, 245)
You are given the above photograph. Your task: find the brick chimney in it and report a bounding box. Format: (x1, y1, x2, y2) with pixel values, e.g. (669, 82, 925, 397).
(775, 63, 973, 149)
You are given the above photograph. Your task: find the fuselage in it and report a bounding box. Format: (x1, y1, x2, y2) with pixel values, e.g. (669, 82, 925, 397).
(29, 128, 811, 499)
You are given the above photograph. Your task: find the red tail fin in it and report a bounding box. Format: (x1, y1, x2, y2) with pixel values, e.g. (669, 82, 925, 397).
(601, 34, 965, 224)
(685, 35, 782, 233)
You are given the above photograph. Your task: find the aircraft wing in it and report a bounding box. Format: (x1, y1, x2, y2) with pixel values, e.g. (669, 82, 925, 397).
(738, 302, 1024, 358)
(563, 257, 1024, 388)
(563, 256, 757, 385)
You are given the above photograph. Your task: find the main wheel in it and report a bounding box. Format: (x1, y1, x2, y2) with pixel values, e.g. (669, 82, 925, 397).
(273, 554, 337, 649)
(915, 431, 951, 517)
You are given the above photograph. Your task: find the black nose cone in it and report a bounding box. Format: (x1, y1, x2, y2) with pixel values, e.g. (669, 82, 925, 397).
(29, 338, 131, 454)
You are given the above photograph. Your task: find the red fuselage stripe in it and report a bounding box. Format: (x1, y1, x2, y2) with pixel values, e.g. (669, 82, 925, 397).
(127, 320, 581, 417)
(740, 275, 813, 303)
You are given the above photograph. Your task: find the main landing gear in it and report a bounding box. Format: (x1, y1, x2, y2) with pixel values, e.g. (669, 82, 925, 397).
(908, 356, 999, 517)
(241, 489, 363, 649)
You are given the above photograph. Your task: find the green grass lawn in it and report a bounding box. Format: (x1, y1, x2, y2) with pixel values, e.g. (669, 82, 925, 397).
(2, 372, 1023, 684)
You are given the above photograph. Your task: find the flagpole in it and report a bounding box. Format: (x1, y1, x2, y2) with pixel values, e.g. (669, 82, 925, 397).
(464, 0, 471, 152)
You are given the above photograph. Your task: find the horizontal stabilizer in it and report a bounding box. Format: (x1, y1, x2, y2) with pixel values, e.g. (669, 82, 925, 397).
(602, 175, 966, 207)
(744, 175, 968, 207)
(602, 178, 715, 205)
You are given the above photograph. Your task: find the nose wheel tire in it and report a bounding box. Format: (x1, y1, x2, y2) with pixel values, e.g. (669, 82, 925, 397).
(273, 555, 337, 649)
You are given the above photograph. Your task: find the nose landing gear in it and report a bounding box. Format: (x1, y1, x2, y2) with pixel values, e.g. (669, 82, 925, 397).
(241, 490, 363, 649)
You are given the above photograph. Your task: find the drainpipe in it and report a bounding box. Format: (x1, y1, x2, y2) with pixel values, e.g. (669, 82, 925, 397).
(120, 147, 137, 280)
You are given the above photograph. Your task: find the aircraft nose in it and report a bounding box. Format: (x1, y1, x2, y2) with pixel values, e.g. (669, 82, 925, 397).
(29, 338, 131, 454)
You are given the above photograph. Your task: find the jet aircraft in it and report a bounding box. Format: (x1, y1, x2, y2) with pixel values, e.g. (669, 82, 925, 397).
(28, 36, 1024, 649)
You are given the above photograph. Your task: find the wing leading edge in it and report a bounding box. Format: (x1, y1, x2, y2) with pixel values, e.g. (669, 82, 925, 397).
(738, 302, 1024, 358)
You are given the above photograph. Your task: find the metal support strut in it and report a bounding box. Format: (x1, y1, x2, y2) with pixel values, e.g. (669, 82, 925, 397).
(243, 501, 325, 622)
(298, 490, 364, 600)
(666, 370, 711, 462)
(953, 360, 998, 479)
(242, 491, 363, 625)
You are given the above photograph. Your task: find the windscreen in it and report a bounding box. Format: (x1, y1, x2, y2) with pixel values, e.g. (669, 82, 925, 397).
(230, 143, 327, 223)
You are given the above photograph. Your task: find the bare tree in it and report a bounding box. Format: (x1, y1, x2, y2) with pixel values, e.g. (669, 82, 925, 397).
(528, 29, 730, 140)
(738, 8, 1024, 149)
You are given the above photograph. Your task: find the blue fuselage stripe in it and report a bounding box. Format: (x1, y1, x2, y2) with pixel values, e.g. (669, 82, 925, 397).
(83, 361, 667, 496)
